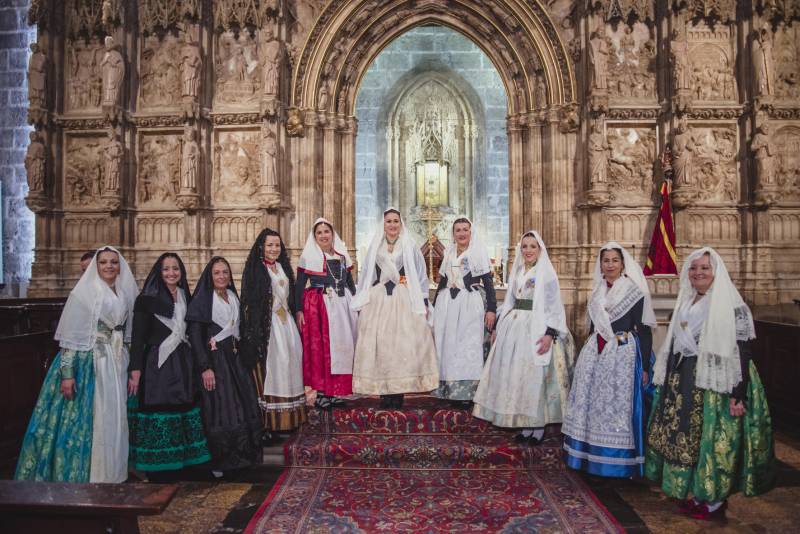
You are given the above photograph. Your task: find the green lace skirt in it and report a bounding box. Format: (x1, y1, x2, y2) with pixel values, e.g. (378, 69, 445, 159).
(128, 396, 211, 472)
(645, 360, 775, 501)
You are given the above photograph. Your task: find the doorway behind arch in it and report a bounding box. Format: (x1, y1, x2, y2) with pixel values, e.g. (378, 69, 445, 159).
(354, 25, 509, 275)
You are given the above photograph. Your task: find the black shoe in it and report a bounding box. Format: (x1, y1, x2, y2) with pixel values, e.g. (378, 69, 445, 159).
(391, 394, 404, 409)
(315, 396, 333, 410)
(527, 435, 542, 446)
(451, 400, 473, 410)
(514, 432, 529, 444)
(329, 397, 346, 408)
(380, 395, 392, 409)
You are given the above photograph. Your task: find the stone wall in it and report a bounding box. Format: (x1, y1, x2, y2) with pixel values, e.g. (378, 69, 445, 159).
(354, 26, 508, 261)
(0, 0, 34, 296)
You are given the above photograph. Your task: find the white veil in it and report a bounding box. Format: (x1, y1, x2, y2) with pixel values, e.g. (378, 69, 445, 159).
(298, 217, 353, 274)
(653, 247, 755, 393)
(351, 208, 428, 315)
(439, 217, 491, 278)
(54, 246, 139, 351)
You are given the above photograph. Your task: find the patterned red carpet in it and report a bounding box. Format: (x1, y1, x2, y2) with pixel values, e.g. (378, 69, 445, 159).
(245, 396, 623, 533)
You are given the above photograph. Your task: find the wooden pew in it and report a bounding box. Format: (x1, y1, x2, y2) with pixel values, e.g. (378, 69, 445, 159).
(0, 331, 59, 477)
(0, 481, 178, 534)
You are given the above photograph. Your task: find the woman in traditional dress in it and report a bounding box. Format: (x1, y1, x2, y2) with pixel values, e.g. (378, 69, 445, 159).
(351, 208, 438, 408)
(646, 248, 775, 520)
(562, 242, 656, 477)
(473, 231, 575, 443)
(128, 253, 211, 474)
(16, 246, 138, 483)
(295, 218, 357, 409)
(240, 228, 307, 432)
(432, 217, 496, 405)
(187, 256, 262, 475)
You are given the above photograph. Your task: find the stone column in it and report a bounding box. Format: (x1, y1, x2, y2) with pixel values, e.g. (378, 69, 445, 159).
(322, 117, 339, 224)
(340, 117, 358, 253)
(507, 114, 524, 255)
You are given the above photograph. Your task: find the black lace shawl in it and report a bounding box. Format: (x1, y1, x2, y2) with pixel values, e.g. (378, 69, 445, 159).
(186, 256, 238, 324)
(134, 252, 192, 317)
(239, 228, 297, 369)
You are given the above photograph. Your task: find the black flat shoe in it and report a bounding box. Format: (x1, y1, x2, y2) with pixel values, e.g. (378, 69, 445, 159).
(514, 432, 528, 443)
(391, 394, 404, 409)
(379, 395, 392, 409)
(315, 396, 333, 410)
(329, 397, 346, 408)
(527, 435, 542, 446)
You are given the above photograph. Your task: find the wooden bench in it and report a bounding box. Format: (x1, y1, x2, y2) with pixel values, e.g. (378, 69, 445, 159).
(0, 480, 178, 534)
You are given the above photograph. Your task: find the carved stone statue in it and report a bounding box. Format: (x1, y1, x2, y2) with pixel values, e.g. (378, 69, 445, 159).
(318, 78, 330, 110)
(101, 36, 125, 119)
(752, 123, 775, 187)
(260, 26, 281, 96)
(102, 129, 123, 193)
(670, 29, 690, 92)
(25, 130, 45, 193)
(286, 107, 305, 137)
(181, 127, 199, 191)
(261, 127, 278, 191)
(588, 27, 609, 91)
(180, 40, 202, 100)
(588, 122, 609, 185)
(28, 42, 47, 116)
(752, 24, 775, 97)
(672, 118, 695, 186)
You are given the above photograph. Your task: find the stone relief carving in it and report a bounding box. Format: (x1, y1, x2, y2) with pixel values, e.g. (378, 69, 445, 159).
(676, 125, 738, 206)
(586, 121, 610, 205)
(672, 118, 695, 188)
(140, 34, 181, 109)
(68, 0, 105, 38)
(757, 1, 800, 22)
(606, 23, 656, 101)
(601, 0, 654, 22)
(65, 135, 105, 207)
(215, 31, 261, 107)
(138, 134, 181, 207)
(588, 25, 609, 92)
(680, 0, 735, 22)
(774, 23, 800, 99)
(101, 36, 125, 121)
(67, 38, 104, 112)
(773, 125, 800, 200)
(606, 126, 656, 203)
(691, 47, 736, 102)
(28, 42, 47, 125)
(213, 130, 261, 205)
(752, 23, 776, 98)
(286, 107, 305, 137)
(213, 0, 277, 32)
(260, 122, 278, 192)
(25, 130, 46, 195)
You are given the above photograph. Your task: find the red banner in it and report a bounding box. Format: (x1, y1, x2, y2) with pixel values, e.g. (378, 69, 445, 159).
(644, 179, 678, 275)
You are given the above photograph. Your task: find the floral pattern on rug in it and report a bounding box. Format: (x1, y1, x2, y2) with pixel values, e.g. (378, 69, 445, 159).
(245, 467, 622, 534)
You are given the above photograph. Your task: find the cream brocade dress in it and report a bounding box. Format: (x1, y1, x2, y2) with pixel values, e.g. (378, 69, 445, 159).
(352, 243, 438, 395)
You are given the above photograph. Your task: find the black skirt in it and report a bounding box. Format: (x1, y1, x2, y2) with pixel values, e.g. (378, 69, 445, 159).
(198, 336, 262, 470)
(140, 342, 197, 410)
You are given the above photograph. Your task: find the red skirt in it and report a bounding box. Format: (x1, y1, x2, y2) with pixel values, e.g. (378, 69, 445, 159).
(301, 288, 353, 396)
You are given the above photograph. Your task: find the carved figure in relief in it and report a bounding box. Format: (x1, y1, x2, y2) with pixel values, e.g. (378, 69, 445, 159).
(28, 42, 46, 111)
(259, 26, 281, 96)
(607, 23, 656, 100)
(751, 124, 775, 187)
(139, 136, 180, 205)
(25, 130, 45, 193)
(103, 130, 123, 193)
(588, 26, 609, 91)
(215, 31, 260, 104)
(181, 127, 199, 191)
(261, 126, 278, 190)
(140, 36, 181, 108)
(213, 142, 222, 183)
(774, 24, 800, 98)
(752, 24, 775, 97)
(180, 40, 202, 100)
(214, 133, 260, 203)
(69, 39, 103, 109)
(691, 127, 738, 203)
(101, 36, 125, 115)
(690, 49, 736, 101)
(318, 78, 330, 111)
(672, 118, 695, 186)
(65, 137, 104, 206)
(588, 122, 609, 185)
(670, 29, 691, 92)
(607, 128, 656, 199)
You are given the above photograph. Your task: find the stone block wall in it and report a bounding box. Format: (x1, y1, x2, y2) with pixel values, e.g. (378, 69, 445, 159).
(354, 26, 508, 259)
(0, 0, 34, 297)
